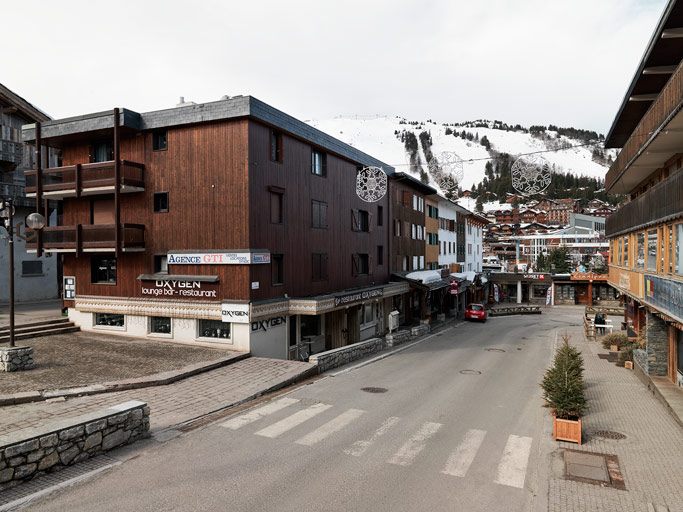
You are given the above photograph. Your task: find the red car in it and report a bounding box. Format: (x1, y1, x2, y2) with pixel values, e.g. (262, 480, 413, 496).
(465, 304, 488, 322)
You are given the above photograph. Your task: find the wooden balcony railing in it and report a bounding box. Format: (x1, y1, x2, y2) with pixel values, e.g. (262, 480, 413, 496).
(606, 60, 683, 191)
(605, 169, 683, 237)
(26, 224, 145, 252)
(24, 160, 145, 197)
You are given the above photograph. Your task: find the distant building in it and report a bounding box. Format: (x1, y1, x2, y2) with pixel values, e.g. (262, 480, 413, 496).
(436, 196, 459, 272)
(570, 213, 606, 237)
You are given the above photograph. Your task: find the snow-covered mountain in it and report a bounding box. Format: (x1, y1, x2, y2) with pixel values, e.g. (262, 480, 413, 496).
(306, 116, 615, 196)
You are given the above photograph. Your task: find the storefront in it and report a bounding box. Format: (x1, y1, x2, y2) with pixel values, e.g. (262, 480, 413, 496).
(488, 273, 551, 304)
(552, 272, 618, 306)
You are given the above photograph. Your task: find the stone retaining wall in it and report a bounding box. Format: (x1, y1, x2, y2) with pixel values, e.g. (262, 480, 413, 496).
(309, 338, 384, 373)
(0, 400, 149, 490)
(411, 325, 430, 337)
(0, 346, 35, 372)
(385, 330, 411, 347)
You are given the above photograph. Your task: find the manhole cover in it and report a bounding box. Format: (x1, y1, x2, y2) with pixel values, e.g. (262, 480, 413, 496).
(591, 430, 627, 440)
(486, 348, 505, 353)
(459, 369, 482, 375)
(563, 449, 625, 490)
(361, 387, 388, 393)
(517, 347, 523, 351)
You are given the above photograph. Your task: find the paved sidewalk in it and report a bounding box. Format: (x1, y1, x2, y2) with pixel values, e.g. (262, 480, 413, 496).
(0, 300, 63, 326)
(0, 357, 316, 435)
(547, 326, 683, 512)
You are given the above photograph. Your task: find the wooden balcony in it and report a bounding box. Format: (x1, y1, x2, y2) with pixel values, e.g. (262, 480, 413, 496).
(26, 224, 145, 253)
(605, 168, 683, 237)
(605, 60, 683, 193)
(24, 160, 144, 199)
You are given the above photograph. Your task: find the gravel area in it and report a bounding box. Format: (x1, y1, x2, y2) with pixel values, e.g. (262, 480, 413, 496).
(0, 332, 234, 394)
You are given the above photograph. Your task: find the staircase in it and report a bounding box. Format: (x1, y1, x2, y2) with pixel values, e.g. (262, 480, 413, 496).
(0, 318, 80, 343)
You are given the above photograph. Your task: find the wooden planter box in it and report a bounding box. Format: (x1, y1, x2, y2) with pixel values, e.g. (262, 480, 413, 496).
(553, 414, 582, 444)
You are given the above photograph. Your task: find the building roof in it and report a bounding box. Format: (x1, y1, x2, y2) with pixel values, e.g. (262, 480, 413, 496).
(391, 172, 437, 194)
(0, 83, 51, 123)
(21, 95, 393, 173)
(605, 0, 683, 148)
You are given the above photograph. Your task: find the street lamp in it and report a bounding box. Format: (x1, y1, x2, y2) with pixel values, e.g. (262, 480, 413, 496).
(1, 198, 45, 348)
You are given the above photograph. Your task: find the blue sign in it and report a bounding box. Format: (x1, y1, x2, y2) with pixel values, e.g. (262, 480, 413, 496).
(643, 274, 683, 322)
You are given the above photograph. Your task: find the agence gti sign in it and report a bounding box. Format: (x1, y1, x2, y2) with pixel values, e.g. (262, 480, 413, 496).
(167, 252, 270, 265)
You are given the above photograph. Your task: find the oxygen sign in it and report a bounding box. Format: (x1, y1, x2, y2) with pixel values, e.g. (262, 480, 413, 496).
(221, 303, 250, 324)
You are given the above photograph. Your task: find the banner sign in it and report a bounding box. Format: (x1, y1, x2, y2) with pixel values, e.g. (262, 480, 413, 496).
(334, 288, 383, 307)
(643, 274, 683, 321)
(167, 252, 270, 265)
(221, 303, 250, 323)
(141, 279, 218, 299)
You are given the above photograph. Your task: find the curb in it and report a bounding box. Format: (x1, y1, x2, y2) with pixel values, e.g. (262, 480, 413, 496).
(0, 352, 251, 407)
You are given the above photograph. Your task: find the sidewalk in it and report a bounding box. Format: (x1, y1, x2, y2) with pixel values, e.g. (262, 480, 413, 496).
(0, 357, 316, 435)
(0, 300, 63, 326)
(547, 326, 683, 512)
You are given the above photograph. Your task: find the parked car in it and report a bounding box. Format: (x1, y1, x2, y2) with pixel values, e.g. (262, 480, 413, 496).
(465, 304, 487, 322)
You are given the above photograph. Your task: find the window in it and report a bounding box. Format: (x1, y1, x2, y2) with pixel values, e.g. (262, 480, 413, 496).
(427, 233, 438, 245)
(270, 129, 283, 162)
(623, 235, 629, 267)
(150, 316, 171, 334)
(95, 313, 124, 328)
(468, 224, 472, 235)
(352, 209, 370, 232)
(362, 303, 374, 325)
(647, 229, 657, 271)
(312, 253, 328, 281)
(352, 253, 370, 275)
(272, 254, 284, 285)
(154, 255, 168, 274)
(412, 256, 418, 270)
(311, 200, 328, 229)
(402, 256, 408, 271)
(468, 243, 472, 255)
(154, 192, 169, 213)
(427, 205, 439, 218)
(152, 130, 168, 151)
(21, 260, 42, 276)
(311, 150, 326, 176)
(301, 315, 322, 338)
(91, 255, 117, 284)
(419, 255, 424, 269)
(411, 224, 416, 239)
(270, 191, 284, 224)
(377, 245, 384, 266)
(377, 206, 383, 226)
(419, 197, 424, 212)
(636, 232, 645, 269)
(198, 319, 231, 340)
(668, 225, 674, 273)
(91, 141, 113, 163)
(676, 224, 683, 275)
(394, 219, 402, 237)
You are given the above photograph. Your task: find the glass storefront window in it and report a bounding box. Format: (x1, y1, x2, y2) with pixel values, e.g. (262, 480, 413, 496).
(677, 224, 683, 275)
(647, 230, 657, 271)
(669, 226, 674, 274)
(301, 315, 322, 338)
(150, 317, 171, 334)
(198, 319, 230, 339)
(636, 232, 645, 269)
(94, 313, 124, 327)
(623, 236, 629, 268)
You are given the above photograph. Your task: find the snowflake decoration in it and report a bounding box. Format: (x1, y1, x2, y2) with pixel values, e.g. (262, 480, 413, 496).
(356, 166, 388, 202)
(428, 151, 464, 196)
(511, 154, 551, 196)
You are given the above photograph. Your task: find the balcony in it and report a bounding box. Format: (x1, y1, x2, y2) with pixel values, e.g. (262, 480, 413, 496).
(0, 138, 23, 167)
(605, 169, 683, 237)
(605, 61, 683, 194)
(26, 224, 145, 253)
(24, 160, 145, 199)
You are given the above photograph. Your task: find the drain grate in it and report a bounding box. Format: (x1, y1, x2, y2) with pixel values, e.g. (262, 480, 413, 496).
(486, 348, 505, 353)
(591, 430, 627, 440)
(361, 387, 388, 393)
(459, 369, 482, 375)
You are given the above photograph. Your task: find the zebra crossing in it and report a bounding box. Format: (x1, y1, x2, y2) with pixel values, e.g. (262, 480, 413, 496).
(219, 397, 533, 489)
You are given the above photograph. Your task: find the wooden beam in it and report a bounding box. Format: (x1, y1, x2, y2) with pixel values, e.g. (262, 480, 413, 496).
(642, 65, 678, 74)
(629, 94, 659, 102)
(114, 108, 121, 256)
(661, 28, 683, 38)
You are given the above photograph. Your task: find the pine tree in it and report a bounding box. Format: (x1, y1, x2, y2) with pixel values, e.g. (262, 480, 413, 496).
(541, 337, 586, 419)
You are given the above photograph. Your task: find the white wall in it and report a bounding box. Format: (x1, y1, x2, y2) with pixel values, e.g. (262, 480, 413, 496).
(438, 198, 458, 268)
(465, 220, 484, 273)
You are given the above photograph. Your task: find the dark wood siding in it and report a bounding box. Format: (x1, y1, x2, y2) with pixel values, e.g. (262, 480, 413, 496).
(389, 180, 426, 272)
(247, 120, 390, 300)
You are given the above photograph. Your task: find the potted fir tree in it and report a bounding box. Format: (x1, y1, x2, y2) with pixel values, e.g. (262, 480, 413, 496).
(541, 336, 587, 444)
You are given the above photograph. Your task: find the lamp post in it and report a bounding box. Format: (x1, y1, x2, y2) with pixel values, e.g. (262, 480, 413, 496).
(1, 198, 45, 348)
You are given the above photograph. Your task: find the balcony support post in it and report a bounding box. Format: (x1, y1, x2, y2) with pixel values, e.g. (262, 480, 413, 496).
(114, 108, 121, 256)
(35, 122, 43, 257)
(75, 163, 82, 198)
(76, 224, 82, 258)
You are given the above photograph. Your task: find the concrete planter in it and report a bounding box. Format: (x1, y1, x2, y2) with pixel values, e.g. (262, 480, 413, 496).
(0, 346, 35, 372)
(553, 414, 582, 444)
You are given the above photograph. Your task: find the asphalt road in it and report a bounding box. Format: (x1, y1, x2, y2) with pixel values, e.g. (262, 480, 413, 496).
(27, 309, 581, 512)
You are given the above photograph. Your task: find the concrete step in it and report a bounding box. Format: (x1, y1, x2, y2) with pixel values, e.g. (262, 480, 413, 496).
(0, 325, 80, 343)
(0, 317, 70, 333)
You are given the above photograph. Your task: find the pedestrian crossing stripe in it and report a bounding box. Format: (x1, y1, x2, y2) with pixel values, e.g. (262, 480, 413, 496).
(220, 397, 300, 430)
(441, 429, 487, 477)
(387, 421, 442, 467)
(296, 409, 365, 446)
(344, 416, 400, 457)
(494, 435, 533, 489)
(255, 403, 332, 439)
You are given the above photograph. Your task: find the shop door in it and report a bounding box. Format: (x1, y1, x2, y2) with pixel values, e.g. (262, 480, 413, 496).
(575, 284, 589, 305)
(346, 306, 361, 345)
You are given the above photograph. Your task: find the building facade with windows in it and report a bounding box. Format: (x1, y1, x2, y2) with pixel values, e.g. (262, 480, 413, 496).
(464, 210, 488, 273)
(604, 0, 683, 388)
(425, 196, 439, 270)
(437, 196, 459, 272)
(0, 83, 59, 303)
(22, 96, 408, 359)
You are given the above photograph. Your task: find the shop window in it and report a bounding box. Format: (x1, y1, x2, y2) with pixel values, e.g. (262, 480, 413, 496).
(300, 315, 321, 338)
(91, 255, 117, 284)
(21, 260, 43, 276)
(636, 232, 644, 269)
(676, 224, 683, 275)
(150, 316, 171, 334)
(623, 236, 629, 268)
(94, 313, 124, 327)
(198, 319, 231, 340)
(647, 229, 657, 271)
(362, 303, 375, 325)
(152, 130, 168, 151)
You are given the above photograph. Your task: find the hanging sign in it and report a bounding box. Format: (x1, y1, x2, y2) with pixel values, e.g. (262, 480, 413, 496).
(221, 303, 250, 323)
(167, 252, 270, 265)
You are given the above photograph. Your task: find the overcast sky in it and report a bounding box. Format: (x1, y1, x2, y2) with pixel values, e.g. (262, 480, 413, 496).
(3, 0, 667, 134)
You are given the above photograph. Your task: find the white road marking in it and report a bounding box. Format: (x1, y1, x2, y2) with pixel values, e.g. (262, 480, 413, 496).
(441, 429, 487, 477)
(344, 416, 400, 457)
(220, 397, 300, 430)
(255, 403, 332, 438)
(494, 435, 533, 489)
(387, 422, 442, 467)
(295, 409, 365, 446)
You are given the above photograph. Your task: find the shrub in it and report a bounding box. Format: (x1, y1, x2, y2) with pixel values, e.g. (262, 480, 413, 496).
(601, 332, 628, 350)
(541, 336, 587, 419)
